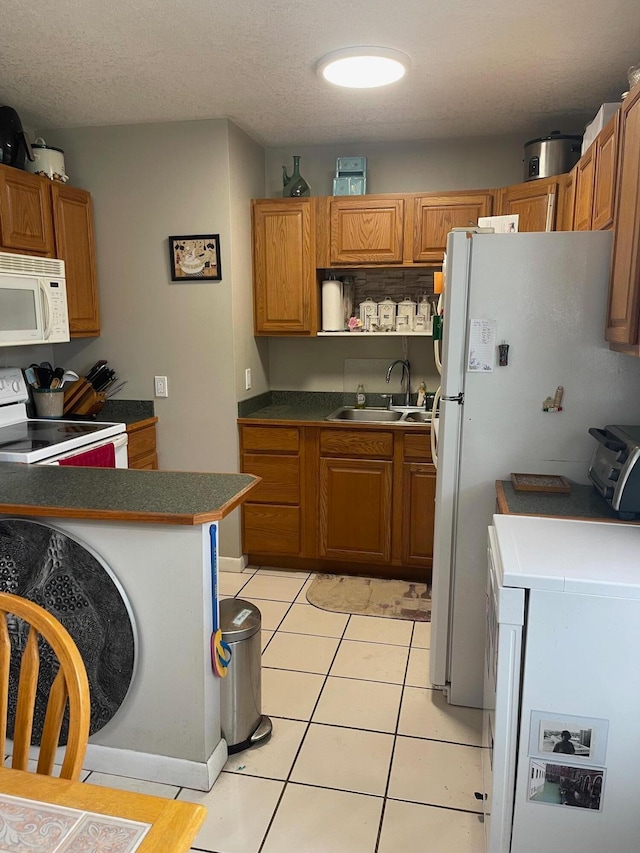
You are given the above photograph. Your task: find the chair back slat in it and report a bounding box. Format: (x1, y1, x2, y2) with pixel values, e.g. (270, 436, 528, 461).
(12, 627, 40, 771)
(37, 669, 68, 776)
(0, 593, 90, 782)
(0, 615, 10, 755)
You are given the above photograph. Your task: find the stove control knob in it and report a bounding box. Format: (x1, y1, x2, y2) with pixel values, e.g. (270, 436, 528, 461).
(0, 378, 5, 391)
(12, 380, 20, 392)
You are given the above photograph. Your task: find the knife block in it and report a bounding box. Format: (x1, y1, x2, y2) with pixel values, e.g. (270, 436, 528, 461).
(63, 378, 106, 416)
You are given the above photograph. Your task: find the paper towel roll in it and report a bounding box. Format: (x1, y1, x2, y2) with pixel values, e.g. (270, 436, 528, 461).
(322, 278, 344, 330)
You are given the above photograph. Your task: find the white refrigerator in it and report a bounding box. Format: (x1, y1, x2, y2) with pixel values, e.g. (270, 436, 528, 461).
(429, 230, 640, 708)
(484, 513, 640, 852)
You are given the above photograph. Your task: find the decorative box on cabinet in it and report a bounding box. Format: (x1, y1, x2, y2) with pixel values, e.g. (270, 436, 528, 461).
(126, 418, 158, 470)
(606, 82, 640, 350)
(252, 199, 317, 335)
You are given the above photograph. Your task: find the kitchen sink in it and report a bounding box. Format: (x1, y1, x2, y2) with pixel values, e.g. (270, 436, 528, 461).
(326, 407, 404, 423)
(325, 406, 431, 424)
(403, 410, 432, 423)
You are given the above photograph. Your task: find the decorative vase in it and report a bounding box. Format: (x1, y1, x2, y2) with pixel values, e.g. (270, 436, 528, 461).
(282, 155, 310, 197)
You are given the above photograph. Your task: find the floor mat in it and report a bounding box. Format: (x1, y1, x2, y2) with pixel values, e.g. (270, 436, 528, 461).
(306, 574, 431, 621)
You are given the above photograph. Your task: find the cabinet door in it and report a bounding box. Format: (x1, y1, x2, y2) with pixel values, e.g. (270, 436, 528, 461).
(573, 146, 595, 231)
(413, 194, 493, 261)
(606, 85, 640, 346)
(253, 199, 315, 334)
(557, 168, 576, 231)
(499, 179, 559, 232)
(126, 421, 158, 470)
(592, 113, 619, 231)
(319, 457, 392, 562)
(51, 184, 100, 336)
(0, 166, 54, 254)
(330, 197, 404, 264)
(402, 462, 436, 566)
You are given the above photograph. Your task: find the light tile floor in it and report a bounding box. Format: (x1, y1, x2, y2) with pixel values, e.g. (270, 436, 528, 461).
(81, 567, 486, 853)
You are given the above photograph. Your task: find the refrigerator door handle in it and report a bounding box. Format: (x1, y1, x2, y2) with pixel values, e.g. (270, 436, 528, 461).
(442, 393, 464, 404)
(430, 386, 441, 469)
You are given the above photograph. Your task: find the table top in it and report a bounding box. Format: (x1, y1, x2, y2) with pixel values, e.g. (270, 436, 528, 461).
(0, 767, 206, 852)
(0, 462, 259, 525)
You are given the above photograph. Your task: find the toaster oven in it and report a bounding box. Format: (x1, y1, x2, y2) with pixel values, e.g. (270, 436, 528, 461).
(588, 425, 640, 519)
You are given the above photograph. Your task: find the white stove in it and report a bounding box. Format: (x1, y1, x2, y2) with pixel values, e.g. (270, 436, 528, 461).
(0, 367, 127, 467)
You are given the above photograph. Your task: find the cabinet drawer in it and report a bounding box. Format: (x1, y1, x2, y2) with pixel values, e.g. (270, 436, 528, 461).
(319, 429, 393, 458)
(403, 432, 431, 461)
(127, 424, 157, 461)
(243, 504, 301, 554)
(241, 454, 300, 504)
(241, 425, 300, 453)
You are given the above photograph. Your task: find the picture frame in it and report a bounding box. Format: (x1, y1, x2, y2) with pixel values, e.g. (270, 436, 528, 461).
(528, 711, 609, 766)
(168, 234, 221, 281)
(527, 759, 605, 812)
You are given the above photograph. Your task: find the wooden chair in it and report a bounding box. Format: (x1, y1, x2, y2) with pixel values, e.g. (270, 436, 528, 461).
(0, 592, 90, 781)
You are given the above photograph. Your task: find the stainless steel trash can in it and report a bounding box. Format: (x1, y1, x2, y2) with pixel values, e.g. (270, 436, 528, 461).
(219, 598, 272, 754)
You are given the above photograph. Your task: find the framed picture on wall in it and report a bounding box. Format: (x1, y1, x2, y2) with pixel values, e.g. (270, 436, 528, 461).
(168, 234, 222, 281)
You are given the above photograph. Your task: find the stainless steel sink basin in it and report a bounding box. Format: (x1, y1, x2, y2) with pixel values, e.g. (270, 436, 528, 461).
(325, 406, 431, 424)
(326, 407, 404, 423)
(403, 411, 432, 423)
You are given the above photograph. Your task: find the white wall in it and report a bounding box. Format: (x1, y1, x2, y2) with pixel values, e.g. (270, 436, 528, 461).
(39, 119, 263, 558)
(266, 134, 539, 199)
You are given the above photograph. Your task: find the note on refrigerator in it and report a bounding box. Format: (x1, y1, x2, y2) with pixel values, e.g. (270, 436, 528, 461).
(478, 214, 519, 233)
(467, 319, 496, 372)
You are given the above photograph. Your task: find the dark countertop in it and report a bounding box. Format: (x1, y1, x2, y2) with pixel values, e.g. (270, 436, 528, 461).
(65, 400, 156, 427)
(0, 463, 259, 525)
(238, 390, 432, 426)
(496, 480, 631, 523)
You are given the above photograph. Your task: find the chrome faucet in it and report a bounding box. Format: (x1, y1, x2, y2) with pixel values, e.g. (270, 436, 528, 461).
(385, 359, 411, 406)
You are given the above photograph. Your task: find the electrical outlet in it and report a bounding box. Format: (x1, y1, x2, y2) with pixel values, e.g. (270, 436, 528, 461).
(154, 375, 168, 397)
(245, 368, 252, 390)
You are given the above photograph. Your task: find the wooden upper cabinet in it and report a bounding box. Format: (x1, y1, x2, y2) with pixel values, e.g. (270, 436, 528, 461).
(498, 178, 559, 232)
(606, 84, 640, 348)
(329, 197, 404, 264)
(0, 166, 54, 254)
(413, 193, 493, 261)
(253, 199, 316, 334)
(51, 184, 100, 336)
(558, 168, 577, 231)
(573, 145, 596, 231)
(592, 113, 619, 231)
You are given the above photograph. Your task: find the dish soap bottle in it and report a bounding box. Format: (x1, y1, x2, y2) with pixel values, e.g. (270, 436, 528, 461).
(417, 381, 427, 408)
(356, 383, 366, 409)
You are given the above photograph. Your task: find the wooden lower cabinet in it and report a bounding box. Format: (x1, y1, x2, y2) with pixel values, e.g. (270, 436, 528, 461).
(126, 418, 158, 469)
(402, 462, 436, 565)
(239, 422, 434, 579)
(318, 457, 393, 562)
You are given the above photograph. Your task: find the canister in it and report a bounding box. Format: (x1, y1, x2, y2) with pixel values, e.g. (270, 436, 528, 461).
(397, 295, 417, 326)
(377, 296, 396, 330)
(359, 296, 377, 328)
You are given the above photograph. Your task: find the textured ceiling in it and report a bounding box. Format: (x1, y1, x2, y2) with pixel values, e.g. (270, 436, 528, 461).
(0, 0, 638, 146)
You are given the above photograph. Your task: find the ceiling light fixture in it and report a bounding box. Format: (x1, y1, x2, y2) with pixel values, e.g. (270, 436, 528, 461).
(316, 47, 410, 89)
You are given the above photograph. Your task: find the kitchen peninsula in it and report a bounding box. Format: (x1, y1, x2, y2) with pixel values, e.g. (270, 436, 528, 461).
(0, 463, 259, 791)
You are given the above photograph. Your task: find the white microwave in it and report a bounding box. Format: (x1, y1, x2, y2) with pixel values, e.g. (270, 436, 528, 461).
(0, 251, 70, 347)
